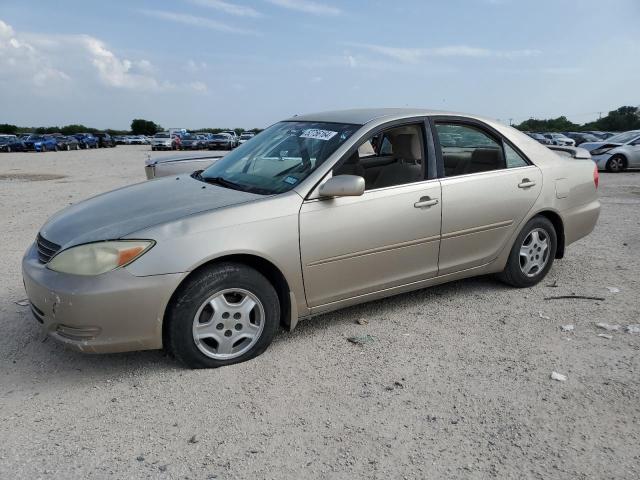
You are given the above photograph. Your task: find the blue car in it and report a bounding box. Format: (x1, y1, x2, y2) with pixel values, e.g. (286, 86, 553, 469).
(73, 133, 99, 149)
(0, 136, 27, 152)
(22, 135, 58, 152)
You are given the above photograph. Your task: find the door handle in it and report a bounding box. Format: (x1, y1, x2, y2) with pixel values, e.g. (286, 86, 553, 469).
(414, 196, 439, 208)
(518, 178, 536, 189)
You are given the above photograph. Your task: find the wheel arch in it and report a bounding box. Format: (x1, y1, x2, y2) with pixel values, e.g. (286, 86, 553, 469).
(162, 253, 293, 349)
(535, 210, 565, 259)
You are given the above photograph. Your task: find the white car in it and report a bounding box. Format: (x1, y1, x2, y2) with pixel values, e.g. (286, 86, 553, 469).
(543, 133, 575, 147)
(238, 132, 255, 144)
(580, 130, 640, 172)
(151, 132, 178, 151)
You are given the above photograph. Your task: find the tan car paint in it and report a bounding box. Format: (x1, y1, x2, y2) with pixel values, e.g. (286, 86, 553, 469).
(22, 109, 600, 353)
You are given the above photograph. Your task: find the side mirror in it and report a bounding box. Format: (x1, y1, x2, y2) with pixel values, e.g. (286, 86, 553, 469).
(319, 175, 365, 198)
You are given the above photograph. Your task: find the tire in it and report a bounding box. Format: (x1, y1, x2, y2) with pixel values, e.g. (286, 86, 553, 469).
(606, 155, 626, 173)
(66, 144, 70, 151)
(165, 263, 280, 369)
(498, 216, 557, 288)
(6, 146, 11, 153)
(54, 145, 59, 152)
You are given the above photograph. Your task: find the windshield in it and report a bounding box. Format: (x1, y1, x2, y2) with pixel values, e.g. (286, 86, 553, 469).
(201, 121, 358, 195)
(606, 131, 640, 144)
(154, 133, 169, 138)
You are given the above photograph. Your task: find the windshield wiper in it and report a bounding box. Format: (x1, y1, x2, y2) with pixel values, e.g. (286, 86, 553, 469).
(199, 174, 246, 191)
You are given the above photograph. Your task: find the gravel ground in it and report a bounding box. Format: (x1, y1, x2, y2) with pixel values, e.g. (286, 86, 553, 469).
(1, 146, 639, 479)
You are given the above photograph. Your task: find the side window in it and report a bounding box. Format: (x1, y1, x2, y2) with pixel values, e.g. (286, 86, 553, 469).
(333, 124, 425, 190)
(435, 123, 505, 177)
(504, 144, 528, 168)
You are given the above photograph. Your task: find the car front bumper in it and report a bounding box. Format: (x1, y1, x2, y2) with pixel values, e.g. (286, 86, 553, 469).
(592, 153, 613, 170)
(22, 242, 183, 353)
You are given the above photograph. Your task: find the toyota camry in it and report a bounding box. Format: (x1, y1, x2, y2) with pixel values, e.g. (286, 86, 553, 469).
(22, 109, 600, 368)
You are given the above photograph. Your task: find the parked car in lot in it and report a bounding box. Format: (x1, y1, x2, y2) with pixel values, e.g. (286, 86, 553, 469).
(73, 133, 99, 149)
(562, 132, 600, 146)
(94, 132, 117, 148)
(0, 136, 26, 152)
(207, 133, 234, 150)
(127, 135, 149, 145)
(22, 135, 58, 152)
(525, 132, 552, 145)
(22, 108, 601, 368)
(151, 132, 180, 150)
(586, 131, 616, 140)
(180, 134, 207, 150)
(51, 134, 80, 151)
(580, 130, 640, 172)
(542, 133, 575, 146)
(239, 132, 255, 144)
(221, 131, 239, 148)
(0, 135, 25, 153)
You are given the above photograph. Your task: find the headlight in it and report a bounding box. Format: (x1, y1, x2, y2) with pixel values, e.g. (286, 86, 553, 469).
(47, 240, 154, 275)
(591, 147, 613, 156)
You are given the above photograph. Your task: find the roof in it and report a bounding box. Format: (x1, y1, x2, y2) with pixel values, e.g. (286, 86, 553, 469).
(285, 108, 457, 125)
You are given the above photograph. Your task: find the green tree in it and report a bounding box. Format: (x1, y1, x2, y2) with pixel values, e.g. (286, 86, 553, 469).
(0, 123, 18, 134)
(515, 116, 579, 132)
(583, 106, 640, 132)
(130, 119, 159, 135)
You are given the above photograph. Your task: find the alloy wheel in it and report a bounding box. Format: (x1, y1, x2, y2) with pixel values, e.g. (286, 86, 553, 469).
(192, 288, 265, 360)
(519, 228, 550, 278)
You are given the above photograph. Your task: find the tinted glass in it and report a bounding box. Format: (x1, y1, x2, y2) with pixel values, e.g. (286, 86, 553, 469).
(201, 121, 358, 195)
(435, 123, 505, 177)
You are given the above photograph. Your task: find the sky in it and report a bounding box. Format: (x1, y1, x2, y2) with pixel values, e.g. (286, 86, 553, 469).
(1, 0, 638, 130)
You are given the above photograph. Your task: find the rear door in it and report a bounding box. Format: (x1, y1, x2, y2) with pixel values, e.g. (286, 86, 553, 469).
(430, 117, 542, 275)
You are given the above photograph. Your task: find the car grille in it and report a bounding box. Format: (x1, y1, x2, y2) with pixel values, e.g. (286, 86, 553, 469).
(36, 234, 61, 264)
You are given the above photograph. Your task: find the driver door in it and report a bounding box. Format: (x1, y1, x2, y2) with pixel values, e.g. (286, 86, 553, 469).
(299, 122, 442, 308)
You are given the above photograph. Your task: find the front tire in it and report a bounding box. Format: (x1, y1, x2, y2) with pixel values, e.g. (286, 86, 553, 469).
(165, 263, 280, 369)
(606, 155, 626, 173)
(498, 216, 557, 288)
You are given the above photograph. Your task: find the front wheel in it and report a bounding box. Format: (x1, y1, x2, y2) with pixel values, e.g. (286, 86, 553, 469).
(498, 216, 557, 288)
(606, 155, 626, 173)
(165, 263, 280, 368)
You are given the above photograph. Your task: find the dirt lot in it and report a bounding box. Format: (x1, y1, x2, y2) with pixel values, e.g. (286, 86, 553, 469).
(0, 146, 639, 479)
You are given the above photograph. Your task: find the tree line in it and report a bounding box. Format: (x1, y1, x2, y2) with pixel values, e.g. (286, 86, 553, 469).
(0, 118, 263, 136)
(514, 106, 640, 133)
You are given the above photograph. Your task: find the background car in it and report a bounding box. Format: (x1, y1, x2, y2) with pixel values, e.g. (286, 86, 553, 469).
(580, 130, 640, 172)
(127, 135, 148, 145)
(151, 132, 179, 150)
(94, 132, 116, 148)
(239, 132, 255, 144)
(51, 134, 80, 151)
(180, 134, 207, 150)
(525, 132, 552, 145)
(207, 133, 234, 150)
(586, 131, 616, 140)
(0, 136, 26, 152)
(220, 131, 238, 148)
(562, 132, 600, 146)
(543, 133, 575, 146)
(73, 133, 99, 149)
(22, 135, 58, 152)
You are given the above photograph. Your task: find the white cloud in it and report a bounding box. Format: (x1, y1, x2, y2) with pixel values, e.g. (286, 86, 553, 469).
(187, 0, 262, 17)
(186, 59, 208, 73)
(0, 18, 207, 94)
(139, 9, 257, 35)
(347, 42, 541, 63)
(265, 0, 341, 16)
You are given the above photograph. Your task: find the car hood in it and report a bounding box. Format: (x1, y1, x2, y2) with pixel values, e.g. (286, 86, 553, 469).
(40, 175, 262, 249)
(580, 141, 623, 152)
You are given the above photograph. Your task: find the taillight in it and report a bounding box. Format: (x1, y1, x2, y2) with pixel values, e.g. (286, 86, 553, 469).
(593, 164, 599, 189)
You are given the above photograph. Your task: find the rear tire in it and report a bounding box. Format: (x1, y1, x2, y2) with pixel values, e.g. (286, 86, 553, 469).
(606, 155, 626, 173)
(165, 263, 280, 369)
(498, 216, 557, 288)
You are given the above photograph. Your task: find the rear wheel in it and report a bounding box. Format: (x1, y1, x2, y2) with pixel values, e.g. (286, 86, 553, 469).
(166, 263, 280, 369)
(6, 146, 11, 153)
(606, 155, 626, 173)
(498, 216, 557, 288)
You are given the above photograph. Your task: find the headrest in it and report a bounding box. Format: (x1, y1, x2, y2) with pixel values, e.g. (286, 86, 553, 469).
(394, 134, 419, 160)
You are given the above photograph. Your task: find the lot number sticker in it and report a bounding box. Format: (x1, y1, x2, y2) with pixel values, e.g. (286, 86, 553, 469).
(300, 129, 338, 141)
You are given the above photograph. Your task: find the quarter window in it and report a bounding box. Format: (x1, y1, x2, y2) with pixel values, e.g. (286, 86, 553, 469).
(435, 123, 505, 177)
(504, 144, 528, 168)
(333, 124, 426, 190)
